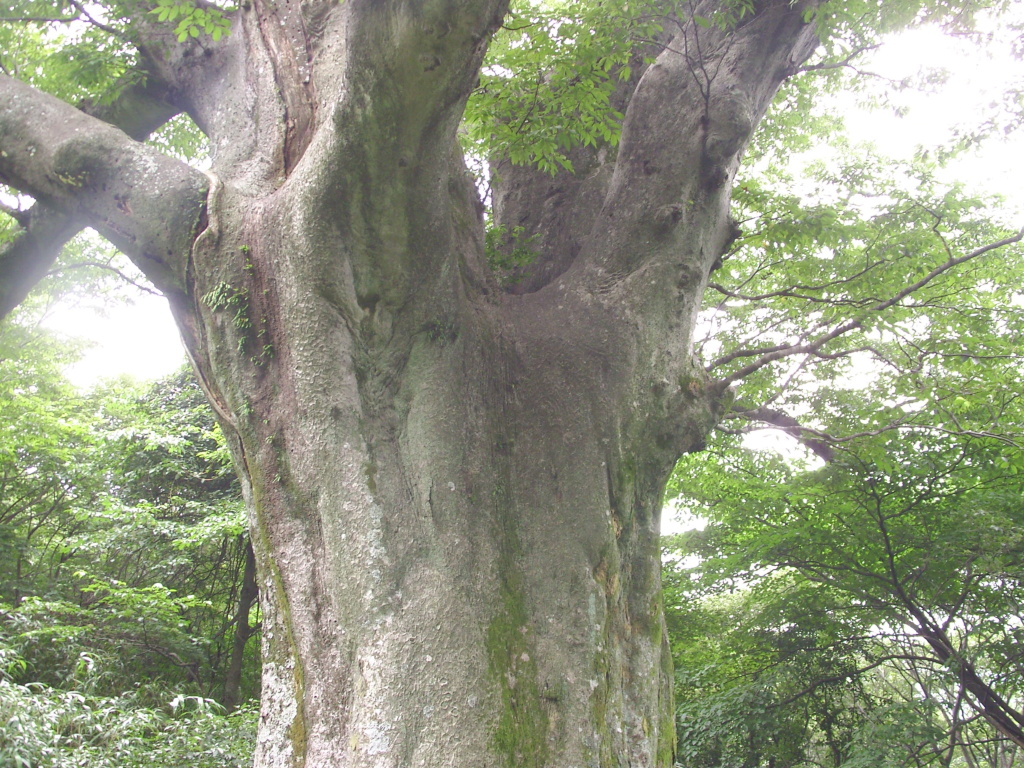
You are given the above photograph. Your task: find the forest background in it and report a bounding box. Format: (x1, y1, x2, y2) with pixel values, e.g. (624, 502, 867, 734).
(2, 0, 1024, 766)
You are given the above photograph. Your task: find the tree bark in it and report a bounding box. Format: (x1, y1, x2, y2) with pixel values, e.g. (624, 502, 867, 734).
(0, 74, 180, 318)
(0, 1, 820, 765)
(914, 620, 1024, 751)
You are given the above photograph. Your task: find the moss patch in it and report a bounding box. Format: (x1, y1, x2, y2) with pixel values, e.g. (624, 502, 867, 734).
(486, 587, 549, 768)
(246, 461, 308, 764)
(485, 475, 548, 768)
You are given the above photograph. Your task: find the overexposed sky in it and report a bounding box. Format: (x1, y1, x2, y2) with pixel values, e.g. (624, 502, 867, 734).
(42, 292, 187, 386)
(844, 22, 1024, 221)
(41, 17, 1024, 389)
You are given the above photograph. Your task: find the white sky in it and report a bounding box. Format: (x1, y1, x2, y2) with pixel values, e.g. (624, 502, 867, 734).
(38, 19, 1024, 389)
(844, 23, 1024, 221)
(41, 291, 186, 385)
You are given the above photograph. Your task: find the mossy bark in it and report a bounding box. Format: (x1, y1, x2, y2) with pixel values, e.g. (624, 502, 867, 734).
(188, 207, 708, 764)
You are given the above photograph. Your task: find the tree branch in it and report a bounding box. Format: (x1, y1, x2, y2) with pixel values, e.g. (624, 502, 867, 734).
(709, 227, 1024, 385)
(0, 205, 86, 318)
(0, 14, 77, 23)
(47, 261, 162, 297)
(770, 652, 946, 710)
(721, 405, 835, 461)
(0, 199, 29, 225)
(792, 44, 883, 75)
(578, 1, 821, 289)
(0, 73, 182, 320)
(0, 74, 207, 297)
(65, 0, 123, 37)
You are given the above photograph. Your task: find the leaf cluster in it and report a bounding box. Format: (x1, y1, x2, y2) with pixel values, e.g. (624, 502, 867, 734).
(0, 678, 256, 768)
(464, 0, 664, 174)
(0, 318, 258, 708)
(148, 0, 230, 42)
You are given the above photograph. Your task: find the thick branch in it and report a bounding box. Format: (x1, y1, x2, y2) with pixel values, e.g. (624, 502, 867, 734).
(489, 20, 674, 294)
(127, 0, 236, 96)
(299, 0, 510, 310)
(82, 74, 182, 143)
(0, 74, 208, 296)
(578, 1, 820, 288)
(0, 206, 85, 318)
(0, 75, 180, 320)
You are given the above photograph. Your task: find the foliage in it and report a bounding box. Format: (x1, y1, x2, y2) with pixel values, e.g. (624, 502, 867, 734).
(0, 309, 258, 706)
(0, 674, 257, 768)
(666, 32, 1024, 766)
(666, 430, 1024, 766)
(0, 309, 258, 761)
(0, 0, 139, 107)
(484, 224, 541, 285)
(460, 0, 1011, 178)
(149, 0, 231, 42)
(0, 316, 95, 607)
(463, 0, 659, 175)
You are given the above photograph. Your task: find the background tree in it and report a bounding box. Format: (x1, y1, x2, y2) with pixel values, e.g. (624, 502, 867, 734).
(664, 71, 1024, 762)
(1, 0, 1022, 765)
(0, 261, 260, 763)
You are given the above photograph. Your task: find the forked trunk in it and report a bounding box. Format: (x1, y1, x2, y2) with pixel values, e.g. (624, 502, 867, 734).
(0, 1, 821, 764)
(177, 171, 722, 765)
(170, 3, 815, 763)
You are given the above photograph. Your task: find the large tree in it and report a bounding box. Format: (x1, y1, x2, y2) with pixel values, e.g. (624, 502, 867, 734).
(0, 0, 1019, 765)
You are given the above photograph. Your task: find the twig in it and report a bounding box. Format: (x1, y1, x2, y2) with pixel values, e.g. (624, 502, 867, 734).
(708, 227, 1024, 385)
(46, 261, 161, 296)
(793, 44, 882, 75)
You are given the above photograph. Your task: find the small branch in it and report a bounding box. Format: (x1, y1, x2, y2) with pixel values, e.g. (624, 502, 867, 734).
(0, 14, 78, 23)
(706, 254, 887, 304)
(708, 227, 1024, 386)
(793, 44, 882, 75)
(723, 406, 835, 461)
(771, 653, 945, 710)
(66, 0, 122, 38)
(708, 324, 820, 371)
(46, 261, 162, 296)
(707, 280, 876, 306)
(718, 408, 1022, 462)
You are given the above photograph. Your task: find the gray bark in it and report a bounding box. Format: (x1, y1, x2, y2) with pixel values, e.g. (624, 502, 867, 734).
(0, 1, 820, 765)
(0, 75, 180, 317)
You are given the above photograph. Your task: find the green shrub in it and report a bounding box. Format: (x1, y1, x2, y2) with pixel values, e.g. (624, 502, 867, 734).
(0, 675, 256, 768)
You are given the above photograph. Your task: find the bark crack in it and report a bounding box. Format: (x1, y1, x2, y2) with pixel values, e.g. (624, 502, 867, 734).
(252, 0, 318, 176)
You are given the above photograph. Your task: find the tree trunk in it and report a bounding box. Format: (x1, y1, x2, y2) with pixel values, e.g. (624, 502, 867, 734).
(0, 1, 820, 765)
(184, 160, 708, 767)
(223, 538, 259, 711)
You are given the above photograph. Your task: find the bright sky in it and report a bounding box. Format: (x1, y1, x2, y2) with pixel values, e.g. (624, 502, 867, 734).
(39, 16, 1024, 389)
(844, 22, 1024, 222)
(42, 291, 187, 385)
